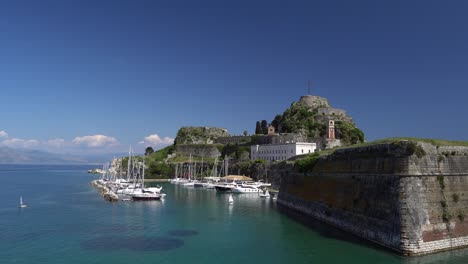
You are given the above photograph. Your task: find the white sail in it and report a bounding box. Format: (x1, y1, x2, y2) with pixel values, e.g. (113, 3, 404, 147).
(260, 189, 271, 198)
(228, 194, 234, 204)
(19, 196, 27, 208)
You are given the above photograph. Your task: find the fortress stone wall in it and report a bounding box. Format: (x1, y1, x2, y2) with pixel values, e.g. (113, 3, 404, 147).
(274, 141, 468, 256)
(298, 95, 330, 108)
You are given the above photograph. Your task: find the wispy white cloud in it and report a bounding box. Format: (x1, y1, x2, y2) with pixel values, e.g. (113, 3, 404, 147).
(47, 138, 65, 148)
(1, 138, 40, 148)
(0, 130, 8, 138)
(138, 134, 174, 146)
(72, 135, 119, 148)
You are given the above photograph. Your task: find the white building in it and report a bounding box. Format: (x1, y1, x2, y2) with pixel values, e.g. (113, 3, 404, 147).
(250, 142, 317, 162)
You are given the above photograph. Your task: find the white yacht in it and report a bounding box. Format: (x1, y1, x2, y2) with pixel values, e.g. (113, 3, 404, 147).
(214, 181, 237, 192)
(232, 184, 263, 193)
(132, 189, 162, 201)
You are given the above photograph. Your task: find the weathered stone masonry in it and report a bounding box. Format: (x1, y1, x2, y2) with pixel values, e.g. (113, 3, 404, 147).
(275, 142, 468, 256)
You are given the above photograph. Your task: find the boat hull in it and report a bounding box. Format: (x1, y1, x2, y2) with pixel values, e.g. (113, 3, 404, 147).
(132, 196, 161, 201)
(232, 188, 262, 193)
(215, 186, 233, 192)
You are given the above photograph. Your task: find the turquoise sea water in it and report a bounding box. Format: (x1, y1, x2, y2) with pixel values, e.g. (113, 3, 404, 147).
(1, 165, 468, 264)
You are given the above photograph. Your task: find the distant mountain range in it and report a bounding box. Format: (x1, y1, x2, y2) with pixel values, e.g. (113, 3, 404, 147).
(0, 147, 128, 165)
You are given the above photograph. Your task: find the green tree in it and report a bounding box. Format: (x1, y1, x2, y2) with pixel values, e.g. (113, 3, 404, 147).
(146, 162, 174, 178)
(145, 147, 154, 156)
(271, 114, 282, 132)
(261, 120, 268, 134)
(255, 121, 262, 134)
(335, 121, 365, 145)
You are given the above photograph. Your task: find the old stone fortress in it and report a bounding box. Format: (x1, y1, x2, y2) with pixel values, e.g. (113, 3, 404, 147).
(217, 94, 353, 161)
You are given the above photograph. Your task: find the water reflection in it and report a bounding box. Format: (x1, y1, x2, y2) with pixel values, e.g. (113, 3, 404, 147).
(168, 229, 199, 237)
(81, 235, 184, 252)
(402, 247, 468, 264)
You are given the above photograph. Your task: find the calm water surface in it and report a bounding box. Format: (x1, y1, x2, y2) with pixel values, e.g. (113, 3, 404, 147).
(1, 165, 467, 264)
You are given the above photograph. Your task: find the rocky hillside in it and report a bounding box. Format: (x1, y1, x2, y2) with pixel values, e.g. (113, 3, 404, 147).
(271, 95, 364, 146)
(174, 126, 229, 145)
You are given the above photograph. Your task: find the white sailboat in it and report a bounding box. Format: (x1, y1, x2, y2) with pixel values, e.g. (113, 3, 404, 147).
(19, 196, 27, 208)
(131, 161, 162, 201)
(259, 189, 270, 198)
(228, 194, 234, 204)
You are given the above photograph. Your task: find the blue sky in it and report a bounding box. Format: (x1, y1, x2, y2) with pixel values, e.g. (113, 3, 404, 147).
(0, 0, 467, 154)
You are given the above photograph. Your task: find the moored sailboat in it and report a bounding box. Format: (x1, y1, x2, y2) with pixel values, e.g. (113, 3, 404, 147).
(131, 160, 162, 201)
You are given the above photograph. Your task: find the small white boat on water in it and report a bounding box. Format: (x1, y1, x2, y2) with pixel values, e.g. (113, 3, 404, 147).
(19, 196, 27, 208)
(182, 180, 197, 187)
(132, 190, 162, 201)
(214, 181, 237, 192)
(130, 160, 165, 201)
(259, 189, 270, 198)
(228, 194, 234, 204)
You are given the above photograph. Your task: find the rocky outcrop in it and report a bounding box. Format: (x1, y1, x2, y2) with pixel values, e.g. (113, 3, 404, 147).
(175, 144, 222, 159)
(174, 126, 229, 145)
(276, 140, 468, 256)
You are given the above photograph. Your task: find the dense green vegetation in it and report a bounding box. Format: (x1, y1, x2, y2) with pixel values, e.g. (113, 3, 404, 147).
(229, 159, 269, 180)
(294, 152, 320, 173)
(220, 143, 250, 161)
(144, 147, 154, 156)
(280, 103, 317, 136)
(120, 145, 176, 179)
(335, 121, 365, 145)
(144, 145, 176, 178)
(257, 100, 365, 145)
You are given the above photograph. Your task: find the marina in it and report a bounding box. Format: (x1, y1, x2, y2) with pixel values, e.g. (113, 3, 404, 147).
(90, 147, 166, 202)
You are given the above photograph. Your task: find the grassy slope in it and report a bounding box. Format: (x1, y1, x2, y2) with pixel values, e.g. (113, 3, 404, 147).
(293, 137, 468, 162)
(344, 137, 468, 148)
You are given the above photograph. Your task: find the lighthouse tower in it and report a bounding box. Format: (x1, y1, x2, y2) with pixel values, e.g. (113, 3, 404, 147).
(328, 120, 335, 140)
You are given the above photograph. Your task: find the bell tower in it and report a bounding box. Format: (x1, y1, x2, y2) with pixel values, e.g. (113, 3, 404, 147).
(267, 125, 276, 135)
(328, 120, 335, 140)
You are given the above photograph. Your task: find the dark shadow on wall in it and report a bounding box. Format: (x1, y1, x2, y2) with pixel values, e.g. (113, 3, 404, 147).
(277, 203, 468, 264)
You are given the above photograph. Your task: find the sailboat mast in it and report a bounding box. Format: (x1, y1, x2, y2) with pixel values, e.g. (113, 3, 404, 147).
(224, 155, 229, 176)
(201, 156, 204, 179)
(188, 154, 192, 180)
(126, 146, 132, 182)
(141, 160, 145, 189)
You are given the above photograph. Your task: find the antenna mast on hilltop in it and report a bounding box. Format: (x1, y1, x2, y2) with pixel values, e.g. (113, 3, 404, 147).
(307, 80, 311, 95)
